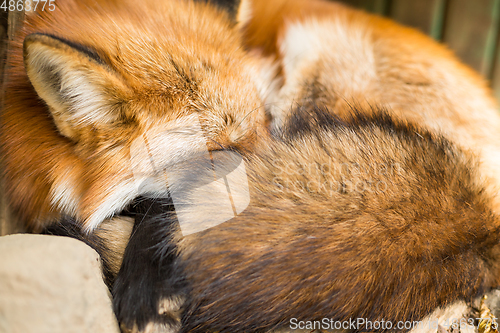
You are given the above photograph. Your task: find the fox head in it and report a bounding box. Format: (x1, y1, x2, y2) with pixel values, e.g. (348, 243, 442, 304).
(1, 0, 269, 232)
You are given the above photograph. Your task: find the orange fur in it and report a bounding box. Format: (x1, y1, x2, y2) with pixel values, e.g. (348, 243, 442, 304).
(1, 0, 269, 232)
(5, 1, 500, 332)
(241, 0, 500, 214)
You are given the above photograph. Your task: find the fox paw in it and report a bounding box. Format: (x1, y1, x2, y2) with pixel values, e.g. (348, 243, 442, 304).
(113, 284, 184, 333)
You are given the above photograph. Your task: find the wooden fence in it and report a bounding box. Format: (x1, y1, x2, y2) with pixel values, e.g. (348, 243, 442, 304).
(1, 1, 500, 235)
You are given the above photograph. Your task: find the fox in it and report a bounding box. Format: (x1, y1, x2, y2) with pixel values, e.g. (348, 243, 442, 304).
(117, 106, 500, 333)
(0, 0, 269, 329)
(0, 0, 270, 232)
(3, 1, 500, 333)
(107, 0, 500, 332)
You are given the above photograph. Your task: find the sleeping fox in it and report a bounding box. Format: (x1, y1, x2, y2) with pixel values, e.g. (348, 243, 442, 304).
(0, 0, 269, 232)
(1, 0, 268, 329)
(3, 0, 500, 333)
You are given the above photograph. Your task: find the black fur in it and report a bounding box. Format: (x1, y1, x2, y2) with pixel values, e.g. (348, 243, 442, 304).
(279, 105, 434, 144)
(112, 196, 190, 331)
(26, 33, 105, 65)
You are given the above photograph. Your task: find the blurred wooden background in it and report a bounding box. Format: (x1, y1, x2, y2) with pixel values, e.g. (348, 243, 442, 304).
(1, 0, 500, 235)
(338, 0, 500, 100)
(1, 8, 22, 236)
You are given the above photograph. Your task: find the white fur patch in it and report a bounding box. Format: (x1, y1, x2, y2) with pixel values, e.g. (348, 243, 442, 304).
(134, 115, 209, 174)
(279, 17, 375, 82)
(60, 71, 117, 125)
(141, 322, 180, 333)
(479, 145, 500, 186)
(129, 114, 211, 195)
(128, 322, 180, 333)
(158, 295, 185, 317)
(83, 180, 139, 233)
(270, 17, 376, 129)
(50, 172, 79, 216)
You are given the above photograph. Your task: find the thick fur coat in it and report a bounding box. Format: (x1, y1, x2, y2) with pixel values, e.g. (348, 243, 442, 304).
(3, 0, 500, 332)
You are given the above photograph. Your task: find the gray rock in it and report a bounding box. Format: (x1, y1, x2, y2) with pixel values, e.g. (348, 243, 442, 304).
(0, 234, 120, 333)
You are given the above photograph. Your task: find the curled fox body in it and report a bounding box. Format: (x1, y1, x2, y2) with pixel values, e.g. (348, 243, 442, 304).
(3, 0, 500, 333)
(240, 0, 500, 201)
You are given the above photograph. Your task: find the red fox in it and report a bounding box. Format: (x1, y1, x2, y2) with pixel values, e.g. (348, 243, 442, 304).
(3, 0, 500, 333)
(0, 0, 269, 233)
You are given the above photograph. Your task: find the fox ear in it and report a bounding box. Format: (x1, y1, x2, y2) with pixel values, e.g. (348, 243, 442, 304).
(23, 33, 129, 140)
